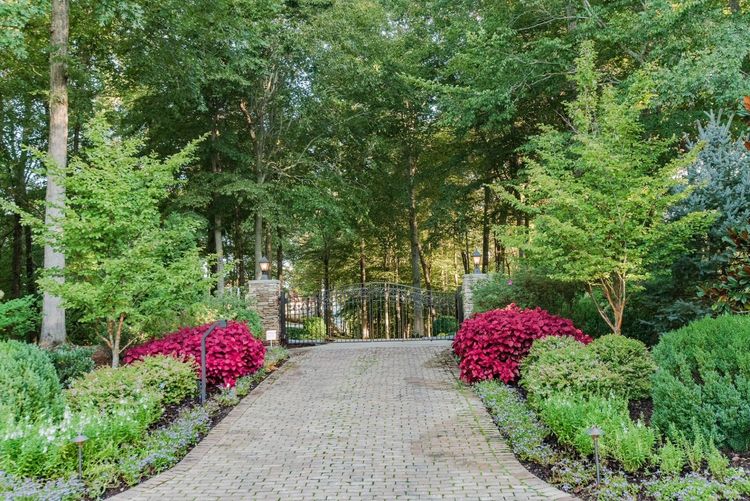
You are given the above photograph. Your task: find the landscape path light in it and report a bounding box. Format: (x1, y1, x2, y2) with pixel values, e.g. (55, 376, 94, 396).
(587, 426, 604, 486)
(72, 434, 87, 480)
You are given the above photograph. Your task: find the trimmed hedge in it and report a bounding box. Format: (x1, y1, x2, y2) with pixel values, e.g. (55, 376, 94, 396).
(651, 315, 750, 451)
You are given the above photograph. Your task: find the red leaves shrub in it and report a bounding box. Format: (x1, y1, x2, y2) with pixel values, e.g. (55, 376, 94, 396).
(123, 321, 266, 388)
(453, 304, 591, 383)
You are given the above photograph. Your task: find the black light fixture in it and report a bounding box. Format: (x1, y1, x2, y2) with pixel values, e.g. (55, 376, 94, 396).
(472, 249, 481, 274)
(259, 256, 270, 280)
(201, 319, 228, 404)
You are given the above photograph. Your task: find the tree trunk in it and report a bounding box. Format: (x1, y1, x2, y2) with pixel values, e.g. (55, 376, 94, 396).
(359, 238, 369, 339)
(323, 251, 331, 337)
(482, 185, 491, 273)
(276, 228, 283, 282)
(41, 0, 69, 346)
(235, 211, 246, 288)
(214, 215, 224, 296)
(254, 212, 263, 279)
(406, 157, 424, 337)
(11, 214, 22, 298)
(210, 122, 224, 296)
(25, 226, 35, 295)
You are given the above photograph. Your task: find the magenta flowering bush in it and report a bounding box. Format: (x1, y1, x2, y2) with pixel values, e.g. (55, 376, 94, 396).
(123, 321, 265, 387)
(453, 304, 591, 383)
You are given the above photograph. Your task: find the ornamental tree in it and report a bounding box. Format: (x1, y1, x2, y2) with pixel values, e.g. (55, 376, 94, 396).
(507, 43, 712, 335)
(39, 114, 213, 366)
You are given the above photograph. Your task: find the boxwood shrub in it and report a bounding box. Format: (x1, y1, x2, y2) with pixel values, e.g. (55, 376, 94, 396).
(651, 315, 750, 451)
(0, 340, 64, 425)
(521, 334, 655, 403)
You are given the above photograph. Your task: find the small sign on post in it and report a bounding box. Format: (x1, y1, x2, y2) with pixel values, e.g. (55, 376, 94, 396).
(266, 329, 277, 346)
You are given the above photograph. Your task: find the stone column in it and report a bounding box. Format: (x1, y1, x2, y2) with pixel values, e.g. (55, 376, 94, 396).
(246, 279, 281, 340)
(461, 273, 490, 319)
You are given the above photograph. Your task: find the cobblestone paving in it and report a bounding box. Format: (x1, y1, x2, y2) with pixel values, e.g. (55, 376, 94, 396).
(116, 341, 573, 500)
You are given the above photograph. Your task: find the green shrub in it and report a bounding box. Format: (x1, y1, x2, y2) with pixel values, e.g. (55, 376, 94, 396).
(474, 380, 554, 464)
(538, 393, 628, 457)
(0, 295, 39, 341)
(609, 419, 658, 473)
(538, 393, 656, 471)
(0, 394, 159, 481)
(472, 269, 578, 314)
(432, 315, 458, 335)
(589, 335, 655, 400)
(67, 355, 196, 411)
(651, 315, 750, 451)
(188, 294, 264, 339)
(303, 317, 326, 338)
(656, 439, 686, 476)
(520, 341, 623, 405)
(47, 344, 95, 387)
(519, 335, 581, 375)
(706, 441, 730, 481)
(0, 340, 64, 426)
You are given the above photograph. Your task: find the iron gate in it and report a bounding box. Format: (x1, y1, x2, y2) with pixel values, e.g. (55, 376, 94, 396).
(281, 282, 462, 344)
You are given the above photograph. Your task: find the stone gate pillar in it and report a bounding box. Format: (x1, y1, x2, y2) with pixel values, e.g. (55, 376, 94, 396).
(461, 273, 490, 319)
(246, 280, 281, 340)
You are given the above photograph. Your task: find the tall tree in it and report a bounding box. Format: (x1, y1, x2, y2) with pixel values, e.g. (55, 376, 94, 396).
(41, 0, 68, 345)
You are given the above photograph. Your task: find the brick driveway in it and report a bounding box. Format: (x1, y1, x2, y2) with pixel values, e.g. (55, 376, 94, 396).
(116, 341, 572, 500)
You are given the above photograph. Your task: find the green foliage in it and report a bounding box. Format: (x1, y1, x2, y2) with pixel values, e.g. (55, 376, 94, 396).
(38, 114, 212, 363)
(706, 441, 730, 481)
(700, 222, 750, 313)
(508, 43, 712, 334)
(0, 394, 160, 482)
(0, 295, 38, 341)
(46, 345, 95, 388)
(432, 315, 458, 335)
(67, 355, 196, 411)
(646, 474, 743, 501)
(0, 340, 64, 426)
(589, 335, 656, 400)
(264, 346, 289, 369)
(651, 315, 750, 451)
(474, 380, 553, 464)
(520, 340, 622, 405)
(519, 335, 582, 376)
(538, 394, 627, 457)
(538, 393, 656, 473)
(472, 270, 578, 314)
(182, 295, 264, 340)
(656, 438, 686, 477)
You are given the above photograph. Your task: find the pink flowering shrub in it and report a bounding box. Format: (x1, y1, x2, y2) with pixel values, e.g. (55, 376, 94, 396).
(453, 304, 591, 383)
(123, 321, 265, 387)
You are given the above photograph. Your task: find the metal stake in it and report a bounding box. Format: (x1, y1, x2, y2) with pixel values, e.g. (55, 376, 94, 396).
(201, 319, 228, 404)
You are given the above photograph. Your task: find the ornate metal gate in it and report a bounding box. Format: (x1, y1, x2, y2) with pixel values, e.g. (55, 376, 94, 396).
(281, 282, 461, 344)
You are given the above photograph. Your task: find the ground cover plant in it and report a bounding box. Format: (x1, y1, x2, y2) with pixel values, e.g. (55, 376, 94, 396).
(452, 304, 591, 383)
(0, 330, 286, 500)
(474, 312, 750, 500)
